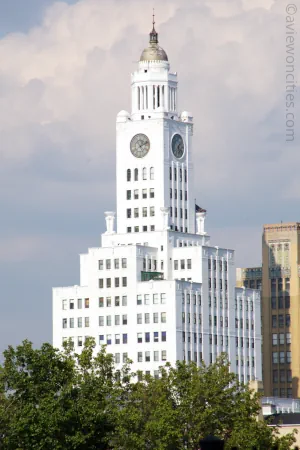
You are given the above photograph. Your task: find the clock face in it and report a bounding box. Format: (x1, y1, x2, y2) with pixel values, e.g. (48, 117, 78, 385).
(171, 134, 184, 159)
(130, 133, 150, 158)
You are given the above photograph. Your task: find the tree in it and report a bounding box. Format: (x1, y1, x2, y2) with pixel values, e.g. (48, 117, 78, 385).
(0, 338, 122, 449)
(0, 343, 296, 450)
(112, 355, 296, 450)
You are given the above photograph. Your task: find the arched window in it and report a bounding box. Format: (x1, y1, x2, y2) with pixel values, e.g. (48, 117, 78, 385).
(127, 169, 131, 182)
(150, 167, 154, 180)
(134, 168, 138, 181)
(143, 167, 147, 180)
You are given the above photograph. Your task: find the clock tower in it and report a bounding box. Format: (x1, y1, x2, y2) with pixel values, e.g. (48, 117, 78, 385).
(116, 20, 196, 235)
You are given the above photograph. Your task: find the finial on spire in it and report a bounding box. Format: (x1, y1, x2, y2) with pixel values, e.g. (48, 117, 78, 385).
(149, 8, 158, 44)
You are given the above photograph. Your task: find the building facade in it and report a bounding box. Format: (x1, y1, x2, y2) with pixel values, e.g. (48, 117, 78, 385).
(236, 267, 262, 290)
(262, 223, 300, 398)
(53, 23, 262, 382)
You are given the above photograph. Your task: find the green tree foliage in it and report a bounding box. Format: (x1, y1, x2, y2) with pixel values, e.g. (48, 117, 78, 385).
(0, 341, 296, 449)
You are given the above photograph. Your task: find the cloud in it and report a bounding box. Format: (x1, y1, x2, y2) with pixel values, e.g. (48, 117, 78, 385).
(0, 0, 299, 350)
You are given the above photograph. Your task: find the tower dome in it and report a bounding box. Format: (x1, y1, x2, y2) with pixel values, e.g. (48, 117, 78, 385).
(140, 15, 168, 62)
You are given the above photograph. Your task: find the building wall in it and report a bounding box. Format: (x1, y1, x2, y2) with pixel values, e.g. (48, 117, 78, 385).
(262, 223, 300, 398)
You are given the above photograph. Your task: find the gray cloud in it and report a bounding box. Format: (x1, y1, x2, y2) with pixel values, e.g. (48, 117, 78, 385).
(0, 0, 299, 354)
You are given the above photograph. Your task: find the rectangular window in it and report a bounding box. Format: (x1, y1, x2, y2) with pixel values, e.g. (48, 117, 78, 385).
(278, 314, 284, 328)
(286, 314, 291, 327)
(99, 335, 104, 344)
(69, 299, 74, 310)
(187, 259, 192, 269)
(127, 208, 131, 218)
(138, 352, 143, 362)
(134, 208, 139, 218)
(106, 297, 111, 307)
(122, 314, 127, 325)
(115, 315, 120, 325)
(122, 353, 128, 363)
(161, 312, 166, 323)
(62, 318, 67, 329)
(122, 295, 127, 306)
(106, 315, 111, 326)
(106, 278, 111, 288)
(137, 313, 142, 324)
(137, 295, 142, 305)
(150, 206, 155, 217)
(84, 317, 89, 327)
(77, 317, 82, 328)
(180, 260, 185, 270)
(280, 369, 285, 382)
(145, 332, 150, 343)
(272, 333, 278, 346)
(154, 350, 159, 361)
(145, 313, 150, 324)
(144, 294, 150, 305)
(99, 297, 104, 307)
(99, 260, 104, 270)
(272, 315, 277, 328)
(137, 333, 143, 343)
(161, 331, 166, 342)
(106, 259, 111, 270)
(154, 331, 159, 342)
(127, 190, 131, 200)
(142, 189, 147, 199)
(174, 260, 178, 270)
(114, 258, 119, 269)
(99, 279, 104, 289)
(115, 334, 120, 345)
(122, 277, 127, 287)
(153, 313, 159, 323)
(153, 294, 159, 304)
(161, 350, 167, 361)
(115, 296, 120, 307)
(122, 333, 128, 344)
(145, 351, 150, 362)
(78, 336, 83, 347)
(280, 351, 285, 363)
(287, 351, 291, 363)
(121, 258, 127, 269)
(286, 332, 291, 344)
(287, 369, 292, 382)
(134, 189, 139, 199)
(142, 207, 147, 217)
(62, 299, 67, 310)
(161, 293, 166, 304)
(273, 370, 278, 383)
(115, 353, 120, 363)
(279, 333, 284, 345)
(150, 188, 154, 198)
(114, 278, 119, 288)
(106, 334, 112, 345)
(272, 352, 278, 363)
(99, 316, 104, 326)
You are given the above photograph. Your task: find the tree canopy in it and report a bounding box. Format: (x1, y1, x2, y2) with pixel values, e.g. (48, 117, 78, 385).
(0, 339, 296, 449)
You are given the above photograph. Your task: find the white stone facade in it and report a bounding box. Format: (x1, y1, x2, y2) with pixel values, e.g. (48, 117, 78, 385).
(52, 27, 262, 383)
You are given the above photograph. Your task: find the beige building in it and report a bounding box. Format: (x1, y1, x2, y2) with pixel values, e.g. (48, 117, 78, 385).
(262, 223, 300, 398)
(236, 267, 262, 290)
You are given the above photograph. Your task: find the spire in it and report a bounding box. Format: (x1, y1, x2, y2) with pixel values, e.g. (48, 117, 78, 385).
(149, 8, 158, 44)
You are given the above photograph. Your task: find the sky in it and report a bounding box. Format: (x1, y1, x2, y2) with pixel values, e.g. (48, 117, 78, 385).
(0, 0, 299, 353)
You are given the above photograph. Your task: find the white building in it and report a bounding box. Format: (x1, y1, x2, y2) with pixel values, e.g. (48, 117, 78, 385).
(53, 22, 262, 382)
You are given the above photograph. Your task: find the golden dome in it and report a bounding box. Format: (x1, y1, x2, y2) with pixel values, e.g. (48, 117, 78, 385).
(140, 44, 168, 62)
